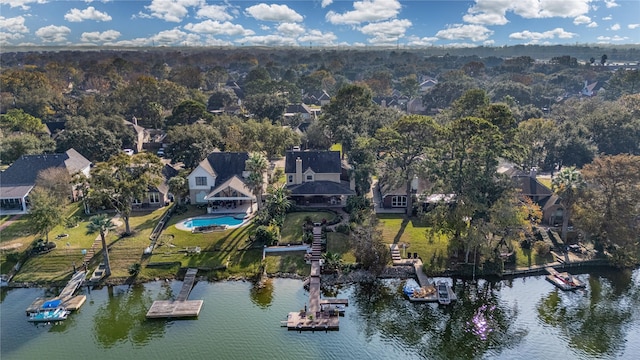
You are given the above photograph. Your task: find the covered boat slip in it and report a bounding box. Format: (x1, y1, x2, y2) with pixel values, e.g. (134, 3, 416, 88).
(146, 268, 203, 319)
(25, 270, 88, 315)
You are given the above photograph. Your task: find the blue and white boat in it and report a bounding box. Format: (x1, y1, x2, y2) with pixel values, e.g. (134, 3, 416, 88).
(28, 299, 70, 323)
(403, 279, 421, 297)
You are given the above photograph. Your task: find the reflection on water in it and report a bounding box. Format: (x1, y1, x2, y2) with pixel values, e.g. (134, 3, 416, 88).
(250, 278, 274, 308)
(537, 269, 639, 358)
(0, 269, 639, 360)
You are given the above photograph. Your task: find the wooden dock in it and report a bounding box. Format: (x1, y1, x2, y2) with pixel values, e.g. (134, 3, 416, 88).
(26, 270, 87, 315)
(146, 268, 203, 319)
(285, 226, 347, 331)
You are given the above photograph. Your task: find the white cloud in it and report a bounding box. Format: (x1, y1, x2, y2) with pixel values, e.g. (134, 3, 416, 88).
(629, 24, 640, 29)
(80, 29, 120, 43)
(150, 28, 194, 45)
(587, 22, 598, 28)
(463, 0, 591, 26)
(0, 16, 29, 33)
(359, 18, 412, 44)
(0, 0, 47, 10)
(298, 29, 337, 46)
(406, 35, 438, 46)
(597, 35, 628, 42)
(321, 0, 333, 8)
(277, 23, 305, 37)
(0, 31, 25, 44)
(144, 0, 202, 23)
(64, 6, 112, 22)
(483, 40, 495, 46)
(196, 4, 233, 21)
(602, 15, 613, 20)
(509, 27, 577, 41)
(184, 20, 254, 36)
(436, 24, 493, 42)
(604, 0, 619, 8)
(326, 0, 401, 25)
(245, 4, 303, 23)
(260, 25, 270, 31)
(609, 23, 620, 30)
(237, 34, 298, 46)
(573, 15, 591, 25)
(35, 24, 71, 42)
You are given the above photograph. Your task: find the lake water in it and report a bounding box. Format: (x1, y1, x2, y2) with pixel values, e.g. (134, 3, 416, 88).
(1, 268, 639, 360)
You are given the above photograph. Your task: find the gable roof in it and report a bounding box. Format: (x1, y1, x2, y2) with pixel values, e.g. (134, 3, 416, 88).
(197, 152, 249, 183)
(205, 175, 254, 200)
(284, 151, 341, 174)
(0, 149, 90, 187)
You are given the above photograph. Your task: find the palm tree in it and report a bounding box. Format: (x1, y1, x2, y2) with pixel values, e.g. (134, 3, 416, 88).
(87, 214, 116, 277)
(245, 152, 268, 210)
(265, 183, 292, 227)
(552, 166, 585, 242)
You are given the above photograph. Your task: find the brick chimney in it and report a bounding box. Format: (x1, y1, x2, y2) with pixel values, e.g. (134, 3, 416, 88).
(295, 157, 302, 184)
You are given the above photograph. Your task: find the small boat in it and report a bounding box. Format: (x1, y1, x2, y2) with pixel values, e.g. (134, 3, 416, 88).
(403, 279, 421, 297)
(322, 304, 346, 315)
(28, 299, 70, 323)
(0, 274, 9, 287)
(437, 281, 451, 305)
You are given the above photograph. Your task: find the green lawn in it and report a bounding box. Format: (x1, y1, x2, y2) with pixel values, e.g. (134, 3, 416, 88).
(263, 251, 310, 276)
(279, 211, 336, 244)
(326, 232, 356, 263)
(513, 240, 555, 268)
(377, 214, 450, 262)
(148, 207, 263, 279)
(9, 203, 168, 282)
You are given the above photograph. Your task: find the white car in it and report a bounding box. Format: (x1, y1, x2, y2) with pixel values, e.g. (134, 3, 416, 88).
(157, 148, 165, 157)
(123, 149, 134, 156)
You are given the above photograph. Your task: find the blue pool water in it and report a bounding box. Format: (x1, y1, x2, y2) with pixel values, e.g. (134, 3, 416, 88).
(183, 216, 244, 229)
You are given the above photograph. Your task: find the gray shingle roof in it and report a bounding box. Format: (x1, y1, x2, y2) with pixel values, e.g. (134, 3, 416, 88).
(0, 149, 90, 186)
(202, 152, 249, 184)
(284, 151, 341, 174)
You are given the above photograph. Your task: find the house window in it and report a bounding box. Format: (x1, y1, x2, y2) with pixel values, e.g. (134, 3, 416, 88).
(133, 198, 141, 204)
(391, 196, 407, 207)
(288, 175, 293, 183)
(306, 175, 313, 181)
(149, 193, 160, 204)
(195, 177, 207, 186)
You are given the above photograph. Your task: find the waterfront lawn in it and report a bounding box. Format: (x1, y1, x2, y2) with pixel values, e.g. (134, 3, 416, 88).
(148, 215, 264, 278)
(11, 206, 166, 282)
(108, 208, 166, 279)
(279, 211, 336, 244)
(377, 214, 450, 262)
(263, 251, 310, 276)
(513, 241, 555, 268)
(326, 232, 356, 263)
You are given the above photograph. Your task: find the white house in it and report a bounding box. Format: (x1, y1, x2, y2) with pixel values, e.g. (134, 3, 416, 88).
(187, 152, 257, 212)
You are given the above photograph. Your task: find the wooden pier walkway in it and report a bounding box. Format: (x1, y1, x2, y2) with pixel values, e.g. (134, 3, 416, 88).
(285, 226, 347, 331)
(146, 268, 203, 319)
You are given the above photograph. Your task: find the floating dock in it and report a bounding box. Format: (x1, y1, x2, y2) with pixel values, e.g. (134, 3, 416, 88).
(285, 226, 347, 331)
(545, 267, 586, 291)
(146, 268, 203, 319)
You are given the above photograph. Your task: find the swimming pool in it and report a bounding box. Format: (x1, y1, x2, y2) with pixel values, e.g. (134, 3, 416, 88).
(182, 216, 245, 229)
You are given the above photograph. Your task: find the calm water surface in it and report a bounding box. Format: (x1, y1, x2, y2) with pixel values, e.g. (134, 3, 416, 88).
(1, 268, 639, 360)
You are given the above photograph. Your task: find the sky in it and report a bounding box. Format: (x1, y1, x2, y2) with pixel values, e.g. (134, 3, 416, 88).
(1, 0, 639, 48)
